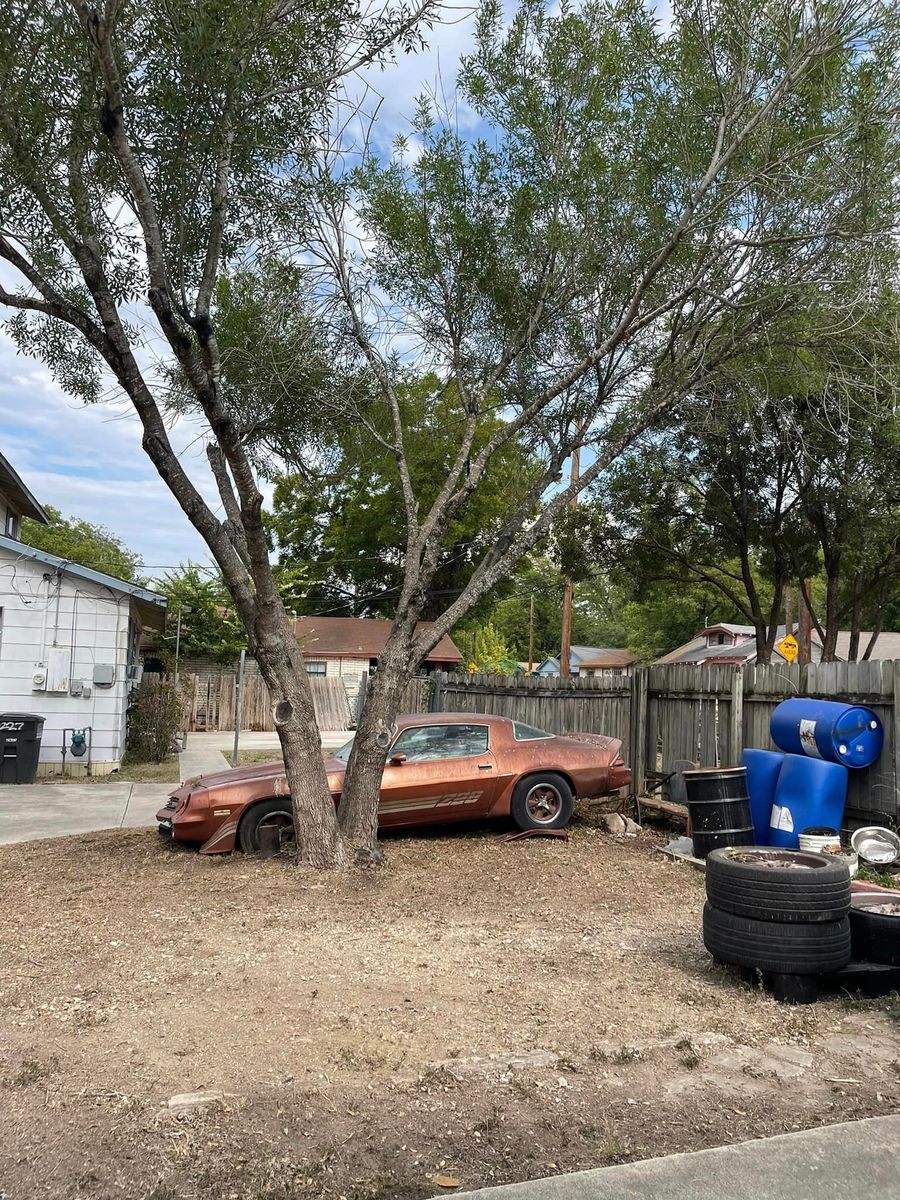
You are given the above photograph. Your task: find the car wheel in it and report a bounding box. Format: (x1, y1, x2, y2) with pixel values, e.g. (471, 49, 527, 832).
(511, 773, 573, 831)
(238, 799, 295, 853)
(703, 902, 851, 976)
(705, 847, 851, 923)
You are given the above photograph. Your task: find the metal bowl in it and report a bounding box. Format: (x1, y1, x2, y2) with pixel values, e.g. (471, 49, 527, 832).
(850, 826, 900, 867)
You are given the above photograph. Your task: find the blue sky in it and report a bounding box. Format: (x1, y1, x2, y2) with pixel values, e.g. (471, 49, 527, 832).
(0, 1, 672, 580)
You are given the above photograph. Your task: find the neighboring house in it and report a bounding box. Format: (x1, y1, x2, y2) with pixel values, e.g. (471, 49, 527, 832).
(294, 615, 464, 709)
(656, 623, 821, 666)
(535, 645, 636, 677)
(0, 453, 166, 775)
(655, 622, 900, 666)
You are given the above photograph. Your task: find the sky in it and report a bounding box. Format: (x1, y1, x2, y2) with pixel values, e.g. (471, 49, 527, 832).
(0, 1, 672, 582)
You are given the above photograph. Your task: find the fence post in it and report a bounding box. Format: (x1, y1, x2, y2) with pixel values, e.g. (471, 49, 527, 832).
(730, 667, 743, 764)
(629, 667, 648, 794)
(429, 671, 445, 714)
(892, 660, 900, 807)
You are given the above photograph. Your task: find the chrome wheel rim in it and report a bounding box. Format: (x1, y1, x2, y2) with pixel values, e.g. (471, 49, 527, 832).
(525, 783, 563, 824)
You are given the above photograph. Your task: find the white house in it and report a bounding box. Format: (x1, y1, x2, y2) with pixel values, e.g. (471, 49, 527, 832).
(0, 451, 166, 776)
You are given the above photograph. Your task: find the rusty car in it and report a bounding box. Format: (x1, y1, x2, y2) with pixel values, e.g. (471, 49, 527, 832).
(156, 712, 630, 853)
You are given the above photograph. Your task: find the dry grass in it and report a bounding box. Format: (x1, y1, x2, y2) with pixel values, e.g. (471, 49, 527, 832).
(41, 753, 181, 785)
(1, 810, 899, 1200)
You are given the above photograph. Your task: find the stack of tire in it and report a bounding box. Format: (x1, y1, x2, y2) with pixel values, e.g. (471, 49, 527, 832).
(703, 847, 852, 1002)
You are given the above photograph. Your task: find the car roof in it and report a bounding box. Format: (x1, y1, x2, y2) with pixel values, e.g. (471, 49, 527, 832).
(396, 711, 517, 729)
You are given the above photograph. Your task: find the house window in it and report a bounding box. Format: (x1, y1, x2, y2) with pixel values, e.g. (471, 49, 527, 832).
(306, 659, 327, 676)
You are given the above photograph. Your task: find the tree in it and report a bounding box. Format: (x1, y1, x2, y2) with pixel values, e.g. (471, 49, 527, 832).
(1, 0, 896, 866)
(21, 505, 142, 582)
(302, 0, 899, 853)
(0, 0, 437, 869)
(469, 622, 516, 672)
(593, 394, 801, 663)
(157, 564, 246, 665)
(268, 375, 539, 619)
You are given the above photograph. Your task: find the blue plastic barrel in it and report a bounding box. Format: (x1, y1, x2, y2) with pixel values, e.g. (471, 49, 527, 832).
(770, 698, 883, 768)
(739, 748, 784, 844)
(768, 754, 848, 849)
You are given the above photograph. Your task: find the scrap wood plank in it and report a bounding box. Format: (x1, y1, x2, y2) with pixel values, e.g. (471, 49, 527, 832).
(637, 794, 688, 823)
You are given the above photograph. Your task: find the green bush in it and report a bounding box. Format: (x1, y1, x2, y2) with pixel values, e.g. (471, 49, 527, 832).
(126, 678, 186, 763)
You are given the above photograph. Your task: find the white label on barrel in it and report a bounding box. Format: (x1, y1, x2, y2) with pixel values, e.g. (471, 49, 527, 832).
(770, 804, 781, 829)
(799, 718, 822, 758)
(776, 806, 794, 832)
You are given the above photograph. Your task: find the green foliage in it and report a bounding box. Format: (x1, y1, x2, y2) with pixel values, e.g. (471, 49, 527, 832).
(268, 375, 541, 619)
(158, 564, 245, 664)
(470, 622, 516, 673)
(126, 678, 186, 763)
(20, 506, 142, 583)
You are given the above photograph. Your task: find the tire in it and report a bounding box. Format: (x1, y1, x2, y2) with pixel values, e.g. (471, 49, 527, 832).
(238, 799, 295, 853)
(510, 772, 574, 831)
(849, 893, 900, 965)
(705, 847, 850, 923)
(703, 902, 851, 975)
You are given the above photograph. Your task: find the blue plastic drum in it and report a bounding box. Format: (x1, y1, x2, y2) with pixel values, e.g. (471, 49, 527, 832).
(769, 754, 848, 849)
(739, 748, 784, 844)
(770, 698, 883, 769)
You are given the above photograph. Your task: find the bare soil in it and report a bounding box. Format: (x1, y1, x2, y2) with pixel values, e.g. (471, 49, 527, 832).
(2, 808, 899, 1200)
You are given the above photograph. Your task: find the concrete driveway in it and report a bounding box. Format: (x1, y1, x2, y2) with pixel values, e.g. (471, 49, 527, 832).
(447, 1114, 900, 1200)
(186, 729, 352, 754)
(0, 781, 172, 846)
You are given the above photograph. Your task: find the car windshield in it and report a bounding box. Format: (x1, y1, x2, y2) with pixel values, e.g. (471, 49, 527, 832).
(331, 738, 355, 762)
(389, 723, 489, 761)
(513, 721, 553, 741)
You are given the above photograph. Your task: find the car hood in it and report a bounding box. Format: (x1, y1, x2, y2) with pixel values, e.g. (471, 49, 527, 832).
(181, 756, 348, 792)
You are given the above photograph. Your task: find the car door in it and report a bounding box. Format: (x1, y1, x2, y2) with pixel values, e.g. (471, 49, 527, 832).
(378, 722, 500, 828)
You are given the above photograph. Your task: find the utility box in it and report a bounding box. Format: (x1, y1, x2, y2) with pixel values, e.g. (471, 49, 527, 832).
(0, 713, 45, 784)
(92, 663, 115, 687)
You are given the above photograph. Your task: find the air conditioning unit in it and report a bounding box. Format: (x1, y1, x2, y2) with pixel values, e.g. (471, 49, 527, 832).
(32, 668, 47, 691)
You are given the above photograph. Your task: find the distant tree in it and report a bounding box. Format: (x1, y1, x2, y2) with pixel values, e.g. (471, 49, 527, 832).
(21, 506, 142, 582)
(268, 375, 539, 619)
(470, 622, 516, 673)
(157, 564, 246, 665)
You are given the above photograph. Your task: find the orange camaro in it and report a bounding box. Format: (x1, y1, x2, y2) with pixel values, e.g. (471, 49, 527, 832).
(156, 712, 631, 854)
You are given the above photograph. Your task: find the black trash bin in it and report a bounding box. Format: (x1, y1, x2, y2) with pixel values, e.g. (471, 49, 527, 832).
(0, 713, 45, 784)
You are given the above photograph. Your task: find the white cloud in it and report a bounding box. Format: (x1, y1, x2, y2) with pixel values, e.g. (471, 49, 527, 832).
(0, 330, 217, 576)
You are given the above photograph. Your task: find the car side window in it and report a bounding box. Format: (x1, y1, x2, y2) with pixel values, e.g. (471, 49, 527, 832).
(390, 724, 489, 761)
(513, 721, 553, 741)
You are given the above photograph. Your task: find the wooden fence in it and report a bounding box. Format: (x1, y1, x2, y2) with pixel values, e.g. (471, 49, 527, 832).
(429, 661, 900, 825)
(149, 671, 432, 733)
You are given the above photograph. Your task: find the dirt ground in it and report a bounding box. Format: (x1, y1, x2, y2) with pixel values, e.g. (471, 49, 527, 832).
(2, 808, 899, 1200)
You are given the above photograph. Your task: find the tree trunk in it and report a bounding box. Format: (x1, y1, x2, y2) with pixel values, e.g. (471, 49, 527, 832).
(848, 574, 862, 662)
(338, 634, 413, 861)
(821, 573, 840, 662)
(253, 603, 346, 869)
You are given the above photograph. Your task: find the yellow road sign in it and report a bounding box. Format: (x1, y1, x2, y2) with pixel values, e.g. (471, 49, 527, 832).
(779, 634, 799, 663)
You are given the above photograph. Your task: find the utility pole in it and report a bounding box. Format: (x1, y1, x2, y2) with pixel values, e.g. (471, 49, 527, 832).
(173, 605, 185, 691)
(231, 649, 246, 768)
(784, 583, 794, 637)
(560, 439, 582, 679)
(527, 594, 535, 674)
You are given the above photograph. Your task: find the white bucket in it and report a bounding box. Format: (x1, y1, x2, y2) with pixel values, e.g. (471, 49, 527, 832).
(798, 829, 842, 855)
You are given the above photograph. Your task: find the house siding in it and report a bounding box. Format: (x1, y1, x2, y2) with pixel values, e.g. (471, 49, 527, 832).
(0, 546, 143, 774)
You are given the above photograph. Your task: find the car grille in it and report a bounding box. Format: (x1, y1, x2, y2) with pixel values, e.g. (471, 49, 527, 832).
(163, 796, 179, 811)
